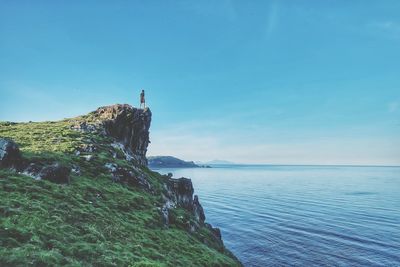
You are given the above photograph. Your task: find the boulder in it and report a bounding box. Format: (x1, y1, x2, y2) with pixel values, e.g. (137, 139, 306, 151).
(22, 163, 43, 179)
(0, 138, 22, 169)
(39, 163, 71, 184)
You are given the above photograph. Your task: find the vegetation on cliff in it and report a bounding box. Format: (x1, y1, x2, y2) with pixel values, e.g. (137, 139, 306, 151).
(0, 105, 240, 266)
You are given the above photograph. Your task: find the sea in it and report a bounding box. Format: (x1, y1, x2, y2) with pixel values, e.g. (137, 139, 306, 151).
(154, 165, 400, 267)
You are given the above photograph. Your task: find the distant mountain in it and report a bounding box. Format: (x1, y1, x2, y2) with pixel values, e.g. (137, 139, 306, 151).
(148, 156, 200, 168)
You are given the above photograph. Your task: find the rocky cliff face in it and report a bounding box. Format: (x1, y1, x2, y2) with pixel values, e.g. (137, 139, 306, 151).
(163, 177, 205, 225)
(162, 176, 223, 246)
(74, 105, 224, 246)
(94, 104, 151, 166)
(72, 104, 151, 167)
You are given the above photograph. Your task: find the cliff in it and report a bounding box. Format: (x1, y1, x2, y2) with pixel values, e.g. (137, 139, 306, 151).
(72, 104, 151, 166)
(0, 104, 241, 266)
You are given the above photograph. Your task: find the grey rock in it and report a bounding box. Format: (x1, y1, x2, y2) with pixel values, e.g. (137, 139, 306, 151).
(205, 223, 222, 240)
(94, 104, 151, 166)
(71, 165, 81, 176)
(164, 177, 206, 226)
(193, 195, 206, 224)
(0, 138, 22, 169)
(105, 162, 152, 191)
(161, 204, 170, 226)
(22, 163, 42, 179)
(71, 104, 151, 167)
(77, 144, 97, 153)
(82, 155, 93, 161)
(105, 163, 118, 173)
(39, 163, 71, 184)
(71, 121, 98, 133)
(166, 177, 194, 209)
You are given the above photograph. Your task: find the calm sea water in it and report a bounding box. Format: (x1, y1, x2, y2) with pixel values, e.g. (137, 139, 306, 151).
(155, 165, 400, 267)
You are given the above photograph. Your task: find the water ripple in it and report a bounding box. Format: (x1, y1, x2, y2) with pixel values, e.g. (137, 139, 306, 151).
(157, 165, 400, 267)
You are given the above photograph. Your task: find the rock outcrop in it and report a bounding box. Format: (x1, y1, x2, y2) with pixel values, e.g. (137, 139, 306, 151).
(20, 162, 71, 184)
(0, 138, 22, 169)
(193, 195, 206, 223)
(0, 138, 71, 184)
(39, 163, 71, 184)
(161, 176, 225, 246)
(166, 177, 195, 210)
(104, 162, 152, 191)
(71, 104, 151, 166)
(94, 104, 151, 166)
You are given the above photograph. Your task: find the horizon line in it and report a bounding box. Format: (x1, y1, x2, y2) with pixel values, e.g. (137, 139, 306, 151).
(198, 163, 400, 168)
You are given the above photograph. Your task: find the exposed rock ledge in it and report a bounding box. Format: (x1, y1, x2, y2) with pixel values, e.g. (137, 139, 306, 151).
(71, 104, 151, 166)
(0, 138, 71, 184)
(162, 176, 223, 246)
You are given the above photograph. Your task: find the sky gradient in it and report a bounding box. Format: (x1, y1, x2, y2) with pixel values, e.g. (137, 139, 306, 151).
(1, 1, 399, 165)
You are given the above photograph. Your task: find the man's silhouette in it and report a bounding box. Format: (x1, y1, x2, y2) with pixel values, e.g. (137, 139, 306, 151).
(140, 89, 145, 109)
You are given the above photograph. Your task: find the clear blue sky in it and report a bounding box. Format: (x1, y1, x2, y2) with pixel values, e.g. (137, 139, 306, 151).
(1, 1, 399, 165)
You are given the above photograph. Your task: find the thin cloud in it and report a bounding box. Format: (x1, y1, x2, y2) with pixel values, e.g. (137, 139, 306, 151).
(388, 101, 399, 113)
(265, 2, 279, 38)
(376, 21, 400, 30)
(368, 20, 400, 39)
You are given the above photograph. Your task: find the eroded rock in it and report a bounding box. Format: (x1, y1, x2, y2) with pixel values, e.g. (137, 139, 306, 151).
(71, 121, 98, 133)
(39, 163, 71, 184)
(105, 162, 152, 191)
(0, 138, 22, 169)
(166, 177, 194, 209)
(193, 195, 205, 224)
(94, 105, 151, 166)
(163, 177, 206, 227)
(70, 104, 151, 167)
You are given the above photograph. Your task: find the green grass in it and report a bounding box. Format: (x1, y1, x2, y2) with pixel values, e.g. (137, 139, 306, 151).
(0, 120, 240, 266)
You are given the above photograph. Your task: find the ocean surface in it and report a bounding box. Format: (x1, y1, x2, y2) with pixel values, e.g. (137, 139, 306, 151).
(155, 165, 400, 267)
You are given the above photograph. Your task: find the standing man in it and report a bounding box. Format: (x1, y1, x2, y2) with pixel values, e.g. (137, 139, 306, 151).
(140, 89, 146, 109)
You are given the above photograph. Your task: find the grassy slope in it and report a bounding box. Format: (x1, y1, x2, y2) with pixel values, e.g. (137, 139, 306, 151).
(0, 120, 240, 266)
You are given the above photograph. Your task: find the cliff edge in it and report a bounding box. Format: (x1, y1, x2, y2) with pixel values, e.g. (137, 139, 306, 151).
(72, 104, 151, 166)
(0, 104, 241, 266)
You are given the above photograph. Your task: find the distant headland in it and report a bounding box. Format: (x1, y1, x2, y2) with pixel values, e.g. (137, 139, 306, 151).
(148, 155, 211, 168)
